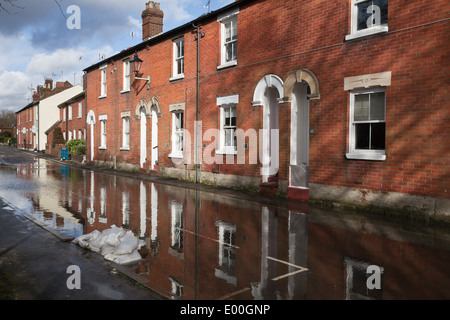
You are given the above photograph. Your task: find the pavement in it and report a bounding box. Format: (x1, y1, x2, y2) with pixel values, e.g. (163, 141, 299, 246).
(0, 146, 164, 300)
(0, 196, 165, 300)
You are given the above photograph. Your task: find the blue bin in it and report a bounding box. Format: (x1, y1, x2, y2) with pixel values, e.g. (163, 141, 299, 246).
(61, 147, 69, 161)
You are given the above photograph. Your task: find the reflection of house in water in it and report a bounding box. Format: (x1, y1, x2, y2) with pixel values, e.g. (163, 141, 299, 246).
(16, 160, 84, 238)
(15, 161, 449, 300)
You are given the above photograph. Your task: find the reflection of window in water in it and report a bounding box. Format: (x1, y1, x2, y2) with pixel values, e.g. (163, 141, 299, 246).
(99, 187, 107, 223)
(215, 221, 236, 285)
(122, 192, 130, 228)
(170, 201, 183, 251)
(169, 276, 183, 299)
(345, 257, 383, 300)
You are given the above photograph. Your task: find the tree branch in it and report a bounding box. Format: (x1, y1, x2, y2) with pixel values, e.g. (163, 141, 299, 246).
(0, 0, 25, 14)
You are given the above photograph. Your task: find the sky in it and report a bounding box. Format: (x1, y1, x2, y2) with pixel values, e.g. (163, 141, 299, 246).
(0, 0, 234, 112)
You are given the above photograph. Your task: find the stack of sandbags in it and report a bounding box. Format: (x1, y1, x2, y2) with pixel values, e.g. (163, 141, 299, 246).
(72, 225, 146, 265)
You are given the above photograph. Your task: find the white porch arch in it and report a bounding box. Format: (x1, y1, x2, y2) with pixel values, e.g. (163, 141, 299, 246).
(253, 74, 284, 183)
(252, 74, 284, 106)
(87, 110, 96, 161)
(285, 69, 320, 199)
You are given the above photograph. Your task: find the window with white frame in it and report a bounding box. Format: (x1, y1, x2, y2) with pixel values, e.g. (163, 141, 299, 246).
(68, 130, 72, 141)
(100, 64, 107, 97)
(345, 257, 383, 300)
(222, 105, 236, 149)
(215, 221, 236, 285)
(99, 114, 107, 149)
(346, 0, 388, 41)
(78, 101, 82, 118)
(218, 8, 239, 69)
(68, 105, 72, 120)
(171, 38, 184, 80)
(217, 95, 238, 154)
(78, 130, 82, 140)
(170, 201, 183, 251)
(73, 130, 76, 140)
(122, 116, 130, 149)
(347, 88, 386, 160)
(171, 111, 184, 157)
(62, 107, 66, 122)
(123, 59, 130, 92)
(169, 277, 183, 299)
(100, 187, 107, 222)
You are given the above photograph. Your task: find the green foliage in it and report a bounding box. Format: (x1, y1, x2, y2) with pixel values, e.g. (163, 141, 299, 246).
(66, 139, 86, 155)
(74, 144, 86, 155)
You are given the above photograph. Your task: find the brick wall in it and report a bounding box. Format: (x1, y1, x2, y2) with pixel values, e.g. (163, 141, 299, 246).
(84, 0, 450, 200)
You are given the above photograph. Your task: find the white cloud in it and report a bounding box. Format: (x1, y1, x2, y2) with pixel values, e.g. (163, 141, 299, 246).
(0, 70, 34, 111)
(0, 0, 236, 112)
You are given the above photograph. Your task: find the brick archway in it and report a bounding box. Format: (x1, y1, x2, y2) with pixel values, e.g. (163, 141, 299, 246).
(284, 69, 320, 101)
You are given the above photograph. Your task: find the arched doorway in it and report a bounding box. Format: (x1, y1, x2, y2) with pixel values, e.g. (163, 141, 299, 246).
(136, 99, 150, 169)
(86, 110, 96, 162)
(151, 104, 158, 169)
(253, 75, 284, 183)
(285, 69, 320, 200)
(150, 96, 162, 170)
(140, 106, 147, 168)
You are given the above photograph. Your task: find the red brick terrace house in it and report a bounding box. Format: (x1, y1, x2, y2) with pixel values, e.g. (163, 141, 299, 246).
(83, 0, 449, 217)
(58, 91, 86, 143)
(15, 101, 37, 150)
(16, 78, 75, 151)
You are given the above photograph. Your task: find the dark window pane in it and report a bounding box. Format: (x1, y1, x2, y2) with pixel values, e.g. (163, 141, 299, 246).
(370, 92, 385, 120)
(371, 123, 385, 150)
(356, 124, 370, 149)
(357, 0, 388, 31)
(355, 94, 370, 121)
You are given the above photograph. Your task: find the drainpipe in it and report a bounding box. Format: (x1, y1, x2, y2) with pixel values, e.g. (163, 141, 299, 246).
(192, 23, 204, 184)
(37, 103, 40, 152)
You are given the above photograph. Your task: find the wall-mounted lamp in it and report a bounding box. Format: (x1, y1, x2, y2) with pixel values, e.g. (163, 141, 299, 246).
(130, 52, 150, 84)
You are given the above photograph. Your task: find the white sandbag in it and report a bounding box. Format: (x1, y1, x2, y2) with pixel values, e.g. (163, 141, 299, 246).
(89, 225, 124, 250)
(100, 244, 116, 256)
(104, 249, 142, 265)
(72, 230, 101, 248)
(113, 231, 138, 255)
(72, 225, 145, 265)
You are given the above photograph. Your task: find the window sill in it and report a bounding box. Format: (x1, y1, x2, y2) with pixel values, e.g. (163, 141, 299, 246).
(169, 152, 183, 159)
(345, 26, 389, 41)
(98, 95, 107, 99)
(120, 89, 130, 94)
(169, 74, 185, 82)
(216, 148, 237, 155)
(217, 60, 237, 70)
(98, 146, 107, 150)
(346, 151, 386, 161)
(120, 146, 130, 151)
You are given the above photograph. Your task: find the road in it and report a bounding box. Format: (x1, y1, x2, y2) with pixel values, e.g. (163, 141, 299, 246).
(0, 146, 162, 300)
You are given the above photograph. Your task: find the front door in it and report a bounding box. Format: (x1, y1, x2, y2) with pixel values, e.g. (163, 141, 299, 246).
(290, 82, 310, 189)
(151, 105, 158, 169)
(140, 107, 147, 168)
(262, 87, 279, 183)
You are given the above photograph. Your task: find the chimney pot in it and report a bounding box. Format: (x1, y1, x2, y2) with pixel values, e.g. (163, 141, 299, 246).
(142, 1, 164, 41)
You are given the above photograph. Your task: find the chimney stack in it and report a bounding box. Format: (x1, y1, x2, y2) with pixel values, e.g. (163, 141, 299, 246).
(44, 78, 53, 90)
(142, 1, 164, 41)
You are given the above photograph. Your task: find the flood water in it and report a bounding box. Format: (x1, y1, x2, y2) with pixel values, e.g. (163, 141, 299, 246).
(0, 157, 449, 300)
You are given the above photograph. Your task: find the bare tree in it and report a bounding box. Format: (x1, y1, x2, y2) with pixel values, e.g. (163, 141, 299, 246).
(0, 110, 16, 128)
(0, 0, 24, 14)
(0, 0, 66, 17)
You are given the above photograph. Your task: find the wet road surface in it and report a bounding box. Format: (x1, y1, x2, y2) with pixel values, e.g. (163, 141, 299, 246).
(0, 146, 449, 300)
